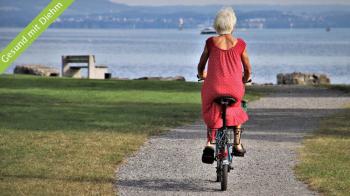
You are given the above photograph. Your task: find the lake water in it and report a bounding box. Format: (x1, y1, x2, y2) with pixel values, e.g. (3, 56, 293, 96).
(1, 28, 349, 84)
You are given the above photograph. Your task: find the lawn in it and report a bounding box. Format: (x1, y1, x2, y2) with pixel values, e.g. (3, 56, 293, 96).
(295, 104, 350, 196)
(0, 74, 259, 195)
(329, 85, 350, 94)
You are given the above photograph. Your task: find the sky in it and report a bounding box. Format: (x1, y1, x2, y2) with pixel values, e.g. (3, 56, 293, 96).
(111, 0, 350, 6)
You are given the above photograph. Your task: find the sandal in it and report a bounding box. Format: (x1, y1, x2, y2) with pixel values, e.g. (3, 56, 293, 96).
(232, 144, 246, 157)
(202, 146, 215, 164)
(232, 127, 246, 157)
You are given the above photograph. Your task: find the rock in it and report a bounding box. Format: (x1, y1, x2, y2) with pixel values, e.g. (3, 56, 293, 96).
(277, 72, 330, 85)
(135, 76, 186, 81)
(112, 77, 130, 80)
(263, 83, 274, 86)
(276, 73, 284, 84)
(14, 64, 59, 77)
(161, 76, 186, 81)
(135, 77, 162, 80)
(313, 74, 331, 85)
(250, 82, 274, 86)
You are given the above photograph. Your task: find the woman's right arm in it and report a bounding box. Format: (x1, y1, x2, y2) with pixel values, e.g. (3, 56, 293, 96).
(241, 48, 252, 83)
(197, 45, 209, 79)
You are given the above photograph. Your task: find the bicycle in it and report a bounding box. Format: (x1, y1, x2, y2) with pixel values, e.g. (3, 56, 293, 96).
(213, 96, 238, 190)
(199, 75, 250, 191)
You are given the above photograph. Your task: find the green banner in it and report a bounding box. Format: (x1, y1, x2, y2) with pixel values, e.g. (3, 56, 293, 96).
(0, 0, 75, 73)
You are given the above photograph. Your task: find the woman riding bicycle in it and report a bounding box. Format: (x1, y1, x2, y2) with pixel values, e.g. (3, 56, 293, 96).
(197, 7, 252, 160)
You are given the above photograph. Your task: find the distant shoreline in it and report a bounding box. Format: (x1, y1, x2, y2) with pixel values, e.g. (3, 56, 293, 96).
(1, 28, 349, 84)
(2, 27, 350, 30)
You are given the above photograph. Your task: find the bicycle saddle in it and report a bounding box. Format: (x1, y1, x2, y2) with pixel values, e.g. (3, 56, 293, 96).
(214, 96, 237, 106)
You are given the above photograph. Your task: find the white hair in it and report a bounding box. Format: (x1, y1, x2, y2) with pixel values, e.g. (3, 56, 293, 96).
(213, 7, 237, 35)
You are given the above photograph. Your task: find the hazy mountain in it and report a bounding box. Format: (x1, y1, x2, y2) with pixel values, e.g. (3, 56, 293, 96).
(0, 0, 349, 28)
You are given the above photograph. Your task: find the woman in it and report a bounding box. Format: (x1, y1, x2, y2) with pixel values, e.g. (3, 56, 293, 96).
(197, 7, 252, 162)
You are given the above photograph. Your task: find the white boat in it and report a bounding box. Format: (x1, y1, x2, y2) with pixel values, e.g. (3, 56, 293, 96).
(200, 27, 216, 34)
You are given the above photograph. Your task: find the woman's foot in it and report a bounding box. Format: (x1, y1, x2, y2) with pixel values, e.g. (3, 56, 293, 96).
(233, 126, 245, 157)
(202, 144, 215, 164)
(232, 143, 246, 157)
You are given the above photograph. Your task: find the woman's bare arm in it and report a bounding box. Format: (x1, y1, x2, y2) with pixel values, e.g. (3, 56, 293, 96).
(241, 48, 252, 82)
(197, 45, 209, 79)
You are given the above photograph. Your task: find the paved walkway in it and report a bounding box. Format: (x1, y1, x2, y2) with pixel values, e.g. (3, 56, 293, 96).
(115, 86, 350, 195)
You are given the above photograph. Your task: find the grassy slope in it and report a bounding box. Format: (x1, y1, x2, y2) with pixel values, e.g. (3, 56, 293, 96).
(329, 85, 350, 94)
(0, 74, 259, 195)
(295, 101, 350, 196)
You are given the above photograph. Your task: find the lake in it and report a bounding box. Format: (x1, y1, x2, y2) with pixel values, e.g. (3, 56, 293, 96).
(1, 28, 349, 84)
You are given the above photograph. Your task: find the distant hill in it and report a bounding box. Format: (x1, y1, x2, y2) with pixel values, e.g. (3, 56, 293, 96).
(0, 0, 350, 28)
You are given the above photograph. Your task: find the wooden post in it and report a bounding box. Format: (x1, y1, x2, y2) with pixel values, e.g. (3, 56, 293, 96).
(88, 55, 95, 79)
(61, 55, 67, 77)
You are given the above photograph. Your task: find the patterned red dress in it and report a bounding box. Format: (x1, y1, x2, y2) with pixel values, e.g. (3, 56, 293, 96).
(201, 37, 248, 136)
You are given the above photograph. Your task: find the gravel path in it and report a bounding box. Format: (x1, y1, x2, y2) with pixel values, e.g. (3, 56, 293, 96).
(115, 86, 350, 195)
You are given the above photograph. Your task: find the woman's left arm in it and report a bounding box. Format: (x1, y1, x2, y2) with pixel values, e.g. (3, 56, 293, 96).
(241, 48, 252, 83)
(197, 45, 209, 79)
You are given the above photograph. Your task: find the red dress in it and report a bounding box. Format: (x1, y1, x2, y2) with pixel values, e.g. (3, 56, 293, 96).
(201, 37, 248, 131)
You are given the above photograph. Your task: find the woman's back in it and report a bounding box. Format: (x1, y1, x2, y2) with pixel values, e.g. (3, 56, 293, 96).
(205, 35, 246, 85)
(212, 35, 238, 50)
(201, 35, 248, 128)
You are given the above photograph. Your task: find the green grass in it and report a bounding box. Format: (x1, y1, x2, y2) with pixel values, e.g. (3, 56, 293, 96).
(295, 105, 350, 196)
(328, 85, 350, 94)
(0, 74, 259, 195)
(318, 84, 350, 94)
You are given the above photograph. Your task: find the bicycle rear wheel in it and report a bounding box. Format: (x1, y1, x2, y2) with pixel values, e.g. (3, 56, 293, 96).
(221, 164, 228, 191)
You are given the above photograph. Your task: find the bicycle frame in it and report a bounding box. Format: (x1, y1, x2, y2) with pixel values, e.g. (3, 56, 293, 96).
(215, 102, 234, 163)
(215, 128, 233, 164)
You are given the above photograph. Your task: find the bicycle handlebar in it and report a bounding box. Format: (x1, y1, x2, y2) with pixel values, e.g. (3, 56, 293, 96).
(244, 79, 252, 84)
(197, 74, 204, 82)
